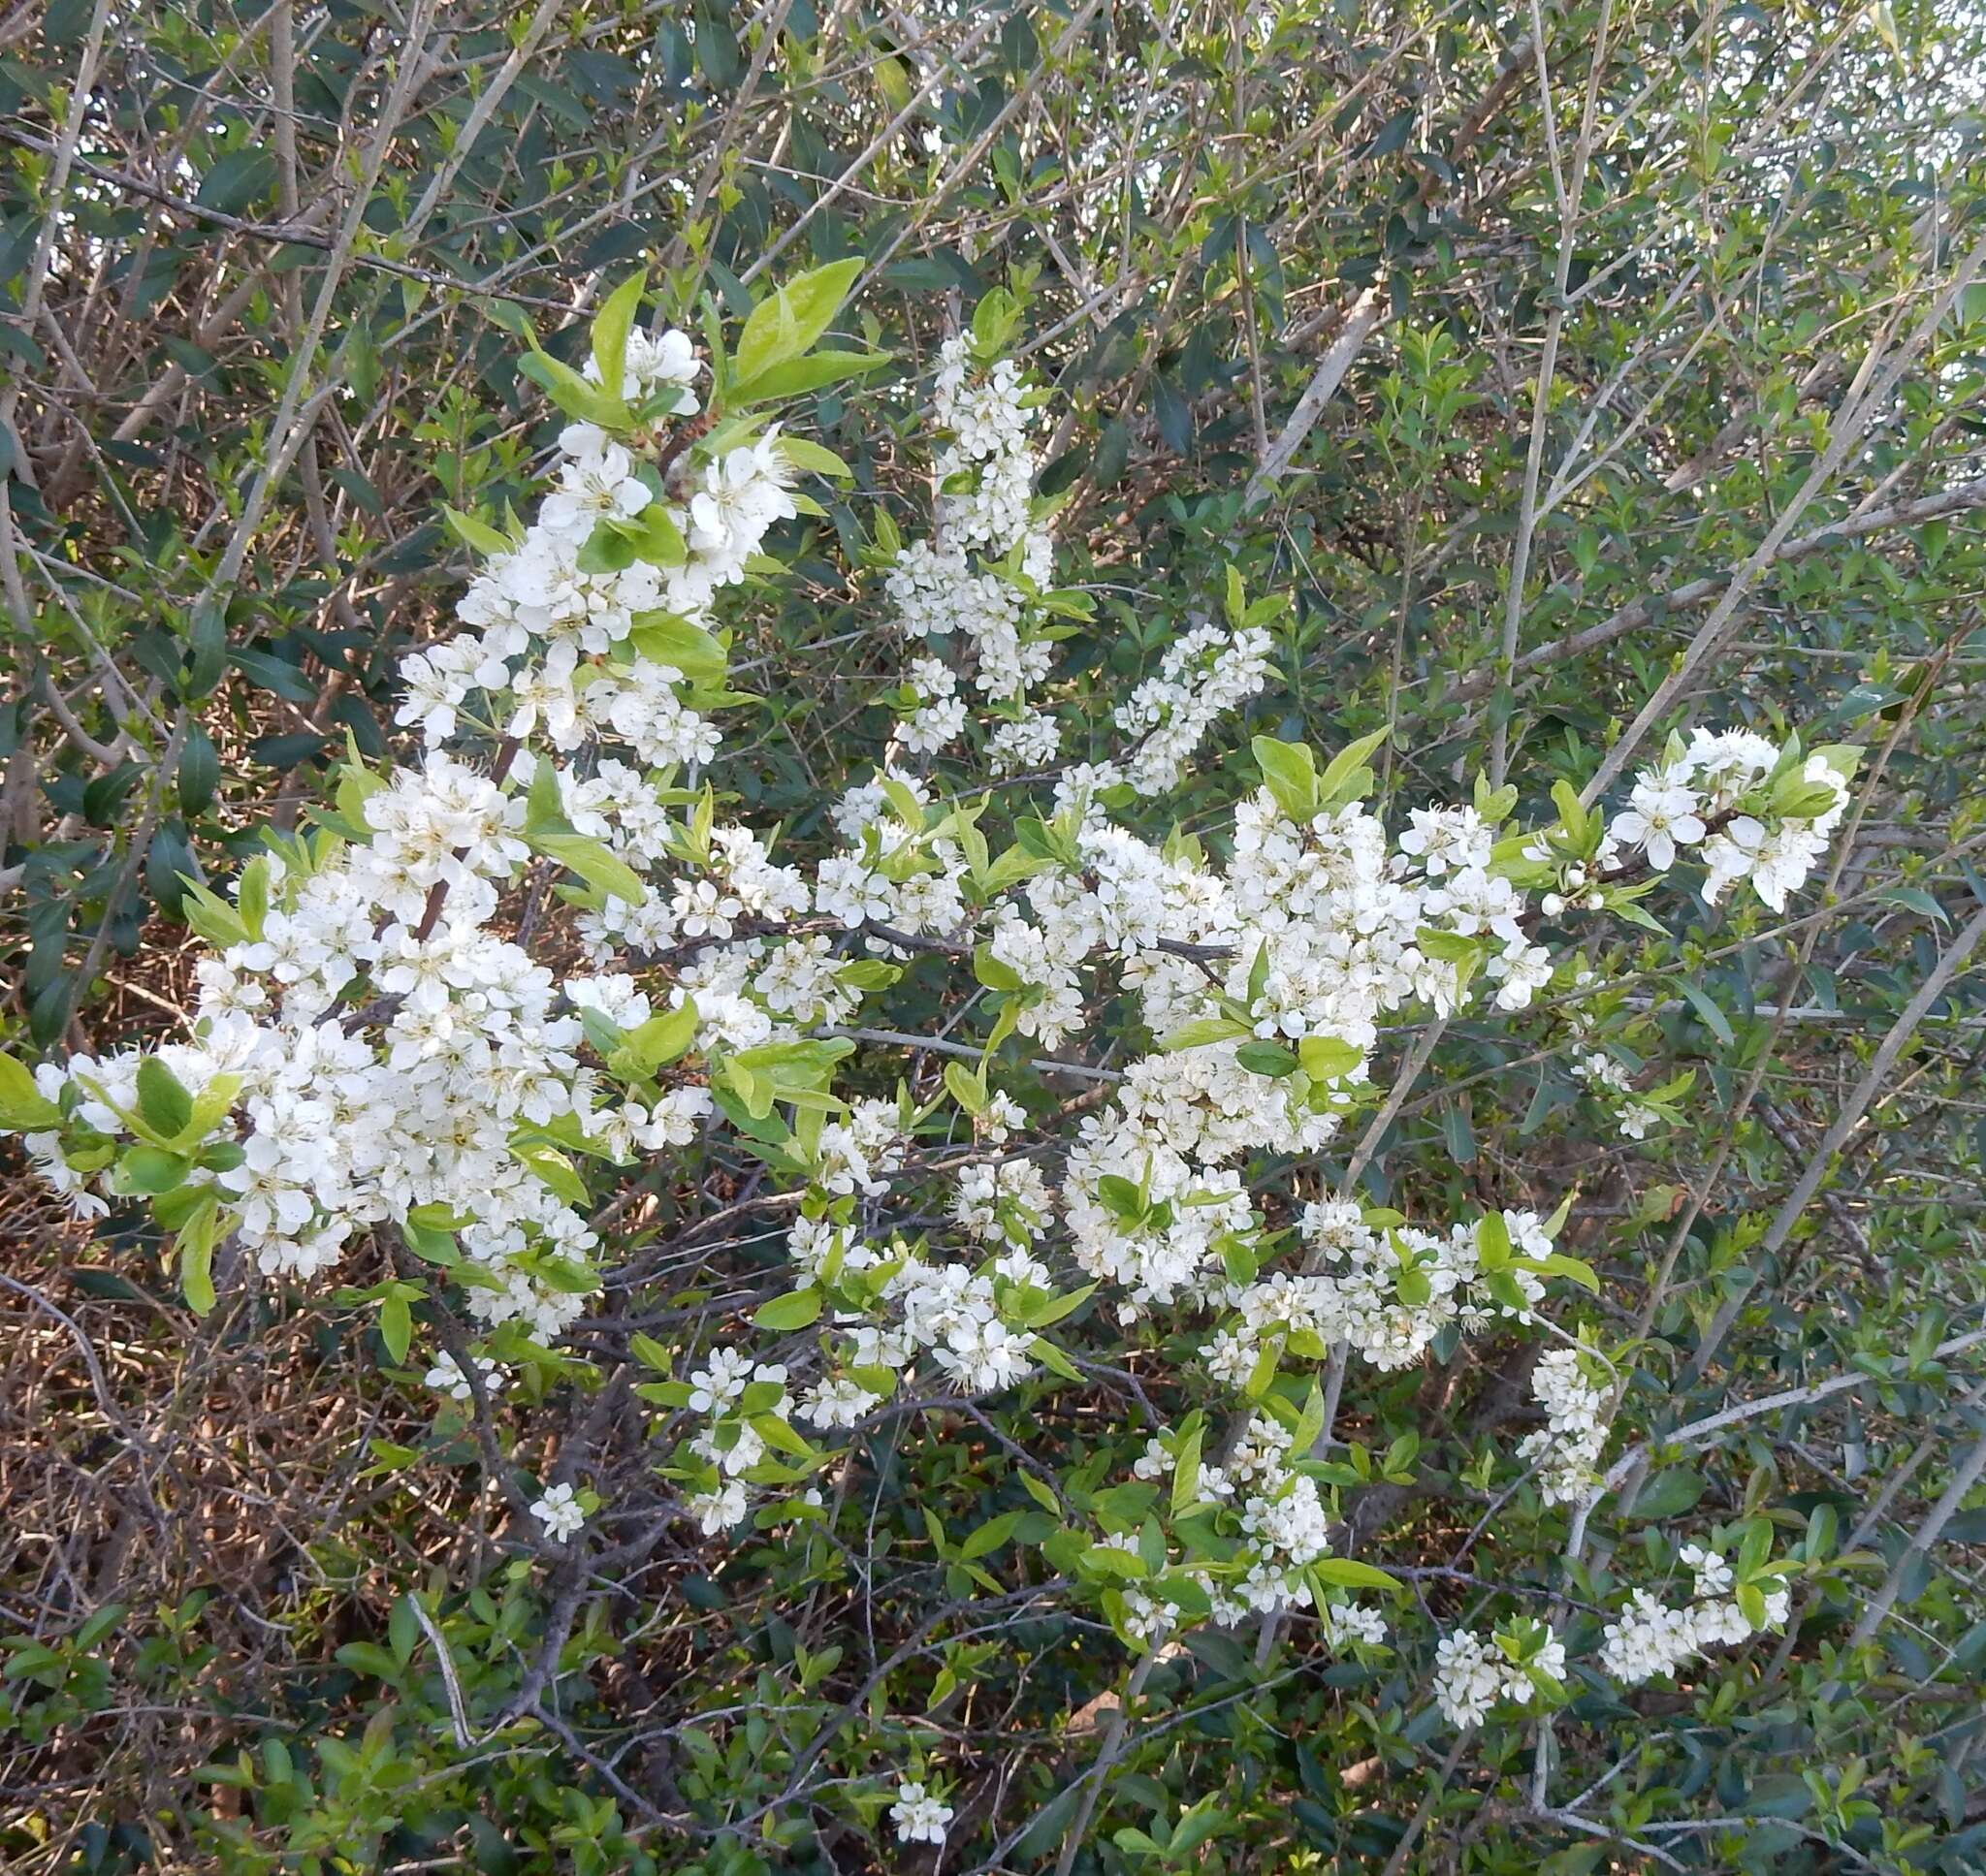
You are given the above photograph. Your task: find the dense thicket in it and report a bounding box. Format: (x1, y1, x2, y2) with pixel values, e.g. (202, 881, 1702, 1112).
(4, 3, 1986, 1873)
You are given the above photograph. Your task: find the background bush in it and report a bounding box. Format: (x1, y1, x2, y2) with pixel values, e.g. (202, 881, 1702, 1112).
(5, 1, 1986, 1871)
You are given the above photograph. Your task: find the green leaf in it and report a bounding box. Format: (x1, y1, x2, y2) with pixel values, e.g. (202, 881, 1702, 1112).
(1879, 885, 1950, 927)
(753, 1288, 823, 1332)
(1251, 735, 1319, 821)
(752, 1412, 817, 1459)
(379, 1293, 412, 1364)
(1551, 779, 1591, 848)
(1772, 779, 1842, 821)
(235, 855, 272, 940)
(1297, 1034, 1362, 1081)
(944, 1061, 988, 1115)
(1027, 1284, 1095, 1329)
(1031, 1336, 1082, 1382)
(1316, 727, 1390, 808)
(334, 1640, 404, 1682)
(1522, 1251, 1600, 1293)
(400, 1216, 459, 1265)
(442, 504, 514, 557)
(777, 435, 853, 480)
(75, 1603, 126, 1651)
(0, 1054, 62, 1130)
(177, 878, 250, 951)
(732, 257, 863, 391)
(1171, 1421, 1203, 1514)
(176, 1192, 223, 1317)
(1095, 1174, 1143, 1218)
(959, 1510, 1022, 1561)
(118, 1145, 188, 1193)
(516, 349, 623, 428)
(1235, 1039, 1298, 1077)
(524, 1253, 600, 1295)
(1308, 1557, 1400, 1592)
(1473, 773, 1520, 824)
(1162, 1017, 1252, 1052)
(524, 755, 566, 836)
(1627, 1467, 1705, 1520)
(620, 997, 700, 1072)
(629, 1333, 673, 1375)
(1737, 1515, 1774, 1577)
(733, 289, 800, 392)
(628, 613, 727, 685)
(625, 503, 688, 567)
(1019, 1470, 1060, 1514)
(577, 519, 639, 575)
(591, 269, 648, 402)
(512, 1142, 590, 1205)
(971, 285, 1023, 356)
(530, 832, 648, 906)
(725, 349, 889, 404)
(196, 147, 276, 214)
(973, 946, 1023, 992)
(1169, 1798, 1228, 1859)
(136, 1057, 194, 1139)
(177, 725, 220, 817)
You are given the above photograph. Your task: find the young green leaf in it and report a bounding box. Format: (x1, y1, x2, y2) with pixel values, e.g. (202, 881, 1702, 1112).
(1251, 736, 1319, 821)
(753, 1288, 824, 1332)
(732, 257, 863, 391)
(0, 1055, 62, 1131)
(590, 269, 648, 405)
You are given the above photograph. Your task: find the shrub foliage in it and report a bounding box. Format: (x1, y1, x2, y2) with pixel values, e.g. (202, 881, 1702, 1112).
(4, 5, 1986, 1875)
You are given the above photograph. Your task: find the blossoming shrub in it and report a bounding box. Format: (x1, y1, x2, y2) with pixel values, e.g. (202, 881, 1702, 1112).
(1, 264, 1921, 1870)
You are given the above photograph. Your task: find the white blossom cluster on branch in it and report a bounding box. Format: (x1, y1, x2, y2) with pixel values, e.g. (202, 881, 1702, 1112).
(1598, 1539, 1793, 1685)
(2, 272, 1867, 1784)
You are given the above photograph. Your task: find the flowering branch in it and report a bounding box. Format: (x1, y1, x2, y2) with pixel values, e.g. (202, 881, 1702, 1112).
(0, 268, 1875, 1854)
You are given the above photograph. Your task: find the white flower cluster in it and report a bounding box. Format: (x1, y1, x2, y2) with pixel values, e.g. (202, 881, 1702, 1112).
(404, 363, 796, 772)
(425, 1351, 503, 1403)
(1573, 1048, 1667, 1141)
(1114, 620, 1274, 796)
(1610, 727, 1849, 911)
(884, 335, 1063, 769)
(1433, 1624, 1566, 1729)
(890, 1247, 1043, 1392)
(887, 537, 1044, 704)
(681, 1349, 796, 1535)
(895, 653, 966, 754)
(881, 342, 1283, 800)
(1121, 1414, 1391, 1634)
(890, 1779, 953, 1845)
(674, 1217, 1065, 1537)
(1016, 774, 1586, 1329)
(1517, 1347, 1610, 1505)
(811, 771, 974, 946)
(17, 329, 823, 1382)
(932, 337, 1046, 559)
(42, 814, 618, 1347)
(1211, 1201, 1549, 1376)
(1598, 1545, 1790, 1684)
